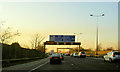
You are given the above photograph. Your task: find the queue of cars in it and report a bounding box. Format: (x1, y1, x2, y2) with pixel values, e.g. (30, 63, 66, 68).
(72, 52, 86, 58)
(49, 51, 120, 64)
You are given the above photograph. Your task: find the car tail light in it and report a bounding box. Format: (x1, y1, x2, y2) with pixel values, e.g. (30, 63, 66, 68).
(50, 57, 52, 59)
(112, 55, 115, 57)
(60, 57, 62, 59)
(80, 54, 82, 55)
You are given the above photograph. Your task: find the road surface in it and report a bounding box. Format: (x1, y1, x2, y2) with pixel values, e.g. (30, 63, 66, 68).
(2, 56, 120, 72)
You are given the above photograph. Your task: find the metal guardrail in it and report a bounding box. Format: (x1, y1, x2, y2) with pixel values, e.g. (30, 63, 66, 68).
(86, 55, 104, 58)
(2, 56, 46, 63)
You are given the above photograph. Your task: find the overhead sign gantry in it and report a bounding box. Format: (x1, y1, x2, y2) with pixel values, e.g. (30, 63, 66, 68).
(43, 35, 81, 54)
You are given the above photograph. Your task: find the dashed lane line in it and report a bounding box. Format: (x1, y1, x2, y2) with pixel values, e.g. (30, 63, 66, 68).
(92, 58, 104, 60)
(28, 61, 49, 72)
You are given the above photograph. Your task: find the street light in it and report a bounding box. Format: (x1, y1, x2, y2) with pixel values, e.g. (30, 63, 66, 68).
(74, 33, 82, 53)
(74, 33, 82, 42)
(90, 13, 104, 55)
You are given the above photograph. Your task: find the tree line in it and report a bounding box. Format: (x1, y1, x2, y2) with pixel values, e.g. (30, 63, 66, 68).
(1, 27, 45, 59)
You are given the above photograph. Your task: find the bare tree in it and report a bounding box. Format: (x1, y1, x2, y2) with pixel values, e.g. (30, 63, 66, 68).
(106, 47, 114, 51)
(0, 27, 20, 44)
(30, 33, 45, 50)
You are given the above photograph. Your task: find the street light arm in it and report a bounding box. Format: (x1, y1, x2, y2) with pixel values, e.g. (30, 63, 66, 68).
(90, 13, 105, 55)
(90, 14, 104, 17)
(90, 14, 93, 16)
(102, 14, 104, 16)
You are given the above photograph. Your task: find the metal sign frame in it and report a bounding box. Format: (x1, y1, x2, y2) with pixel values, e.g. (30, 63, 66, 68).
(57, 48, 73, 53)
(43, 41, 81, 54)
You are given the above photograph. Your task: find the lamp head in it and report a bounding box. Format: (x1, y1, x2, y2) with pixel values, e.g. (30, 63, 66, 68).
(90, 14, 93, 16)
(102, 14, 104, 16)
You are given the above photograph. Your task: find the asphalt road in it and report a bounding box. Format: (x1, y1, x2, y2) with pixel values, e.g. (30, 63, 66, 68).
(2, 56, 120, 72)
(31, 56, 120, 71)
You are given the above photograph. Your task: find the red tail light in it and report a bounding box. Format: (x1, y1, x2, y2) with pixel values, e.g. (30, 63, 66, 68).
(80, 54, 82, 55)
(60, 57, 62, 59)
(50, 57, 52, 59)
(112, 55, 115, 57)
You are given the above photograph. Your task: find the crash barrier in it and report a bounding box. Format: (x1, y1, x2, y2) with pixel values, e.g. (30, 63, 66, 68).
(86, 54, 104, 58)
(2, 55, 48, 64)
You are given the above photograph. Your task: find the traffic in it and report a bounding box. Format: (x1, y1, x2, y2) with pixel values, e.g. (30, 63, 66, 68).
(49, 51, 120, 64)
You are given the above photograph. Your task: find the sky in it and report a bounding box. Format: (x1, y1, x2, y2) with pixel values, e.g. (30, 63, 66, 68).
(1, 1, 118, 52)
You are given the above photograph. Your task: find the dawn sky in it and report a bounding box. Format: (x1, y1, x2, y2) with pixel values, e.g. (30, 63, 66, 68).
(1, 2, 118, 52)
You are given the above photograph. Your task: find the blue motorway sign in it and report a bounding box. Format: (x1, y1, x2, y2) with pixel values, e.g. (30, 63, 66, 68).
(49, 35, 75, 42)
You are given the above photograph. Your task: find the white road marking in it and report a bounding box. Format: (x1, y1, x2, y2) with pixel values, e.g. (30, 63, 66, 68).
(100, 63, 104, 64)
(116, 65, 119, 68)
(62, 61, 65, 63)
(93, 58, 103, 60)
(28, 61, 49, 72)
(71, 64, 74, 65)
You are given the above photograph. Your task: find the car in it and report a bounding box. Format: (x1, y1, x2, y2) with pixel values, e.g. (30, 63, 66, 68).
(50, 53, 62, 64)
(78, 51, 86, 58)
(73, 53, 78, 57)
(103, 51, 120, 62)
(70, 53, 73, 57)
(60, 53, 64, 60)
(67, 53, 70, 56)
(65, 53, 68, 56)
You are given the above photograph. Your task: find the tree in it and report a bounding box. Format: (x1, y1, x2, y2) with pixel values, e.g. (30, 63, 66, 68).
(30, 33, 45, 50)
(11, 42, 21, 47)
(107, 47, 113, 51)
(79, 46, 84, 51)
(37, 44, 47, 52)
(71, 47, 78, 52)
(0, 27, 20, 44)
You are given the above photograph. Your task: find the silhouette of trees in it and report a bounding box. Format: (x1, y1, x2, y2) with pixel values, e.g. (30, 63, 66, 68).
(30, 33, 45, 50)
(37, 45, 45, 52)
(79, 46, 84, 51)
(0, 27, 20, 44)
(70, 46, 85, 53)
(11, 42, 21, 47)
(106, 47, 113, 51)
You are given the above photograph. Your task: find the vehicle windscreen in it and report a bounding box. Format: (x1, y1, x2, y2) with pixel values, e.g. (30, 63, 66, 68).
(114, 52, 120, 55)
(81, 52, 85, 54)
(75, 53, 78, 55)
(52, 54, 60, 57)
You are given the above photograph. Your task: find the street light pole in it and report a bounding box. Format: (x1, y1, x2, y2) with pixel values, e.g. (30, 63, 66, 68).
(90, 14, 104, 55)
(74, 33, 82, 42)
(74, 33, 82, 53)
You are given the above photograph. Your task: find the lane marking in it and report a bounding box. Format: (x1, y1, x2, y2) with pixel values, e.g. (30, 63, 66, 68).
(100, 63, 104, 64)
(62, 61, 65, 63)
(93, 58, 103, 60)
(116, 65, 119, 68)
(71, 64, 74, 66)
(28, 61, 49, 72)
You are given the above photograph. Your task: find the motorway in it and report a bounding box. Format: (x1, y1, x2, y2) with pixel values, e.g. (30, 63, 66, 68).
(2, 56, 120, 72)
